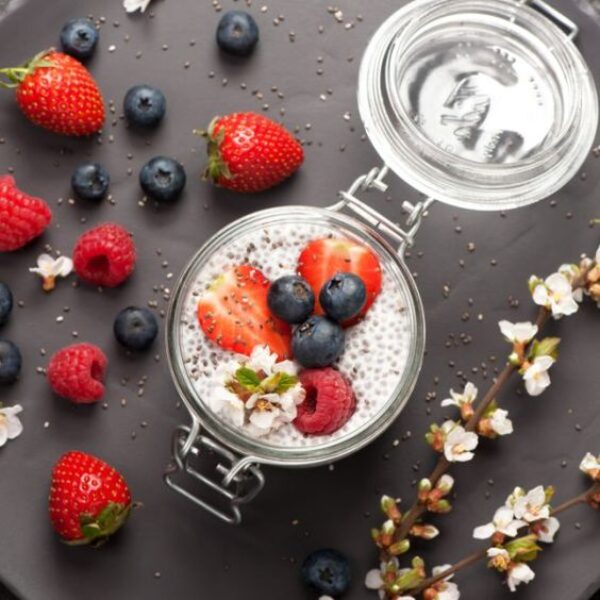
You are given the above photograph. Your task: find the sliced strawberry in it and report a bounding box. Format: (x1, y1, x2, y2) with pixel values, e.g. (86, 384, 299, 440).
(197, 265, 292, 359)
(297, 238, 382, 319)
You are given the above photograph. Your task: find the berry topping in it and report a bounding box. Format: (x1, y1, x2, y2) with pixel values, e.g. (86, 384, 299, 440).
(0, 340, 22, 384)
(292, 316, 345, 369)
(0, 175, 52, 252)
(293, 368, 355, 435)
(114, 306, 158, 351)
(73, 223, 136, 287)
(47, 343, 107, 404)
(71, 162, 110, 202)
(0, 283, 13, 326)
(267, 275, 315, 324)
(197, 265, 292, 359)
(298, 237, 382, 319)
(124, 85, 166, 128)
(320, 272, 367, 322)
(1, 50, 105, 136)
(49, 451, 132, 544)
(139, 156, 186, 203)
(216, 11, 259, 57)
(59, 18, 99, 61)
(301, 548, 351, 596)
(200, 112, 304, 193)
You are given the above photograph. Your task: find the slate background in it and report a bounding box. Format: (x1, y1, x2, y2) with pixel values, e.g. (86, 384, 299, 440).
(1, 0, 600, 599)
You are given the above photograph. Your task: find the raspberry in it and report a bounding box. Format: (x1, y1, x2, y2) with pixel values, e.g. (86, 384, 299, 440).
(73, 223, 136, 287)
(0, 175, 52, 252)
(47, 343, 107, 404)
(294, 368, 356, 435)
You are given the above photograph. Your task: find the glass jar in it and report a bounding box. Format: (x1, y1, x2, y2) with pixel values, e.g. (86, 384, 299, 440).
(164, 0, 598, 524)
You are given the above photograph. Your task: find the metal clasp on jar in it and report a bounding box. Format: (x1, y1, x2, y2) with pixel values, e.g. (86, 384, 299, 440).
(164, 418, 265, 525)
(329, 165, 435, 257)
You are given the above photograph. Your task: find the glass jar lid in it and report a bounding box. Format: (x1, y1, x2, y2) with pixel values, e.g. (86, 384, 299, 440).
(358, 0, 599, 210)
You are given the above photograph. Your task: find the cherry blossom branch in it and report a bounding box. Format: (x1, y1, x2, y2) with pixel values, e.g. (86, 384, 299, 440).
(393, 307, 549, 544)
(411, 483, 600, 596)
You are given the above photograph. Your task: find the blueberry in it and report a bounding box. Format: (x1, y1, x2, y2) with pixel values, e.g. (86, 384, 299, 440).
(320, 273, 367, 322)
(267, 276, 314, 324)
(301, 549, 351, 596)
(71, 163, 110, 201)
(216, 11, 259, 57)
(60, 18, 99, 61)
(123, 85, 166, 128)
(139, 156, 186, 203)
(0, 340, 22, 384)
(292, 316, 344, 368)
(0, 283, 13, 326)
(114, 307, 159, 351)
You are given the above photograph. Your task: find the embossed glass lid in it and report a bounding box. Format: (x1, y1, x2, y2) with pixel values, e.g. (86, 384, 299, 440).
(358, 0, 599, 210)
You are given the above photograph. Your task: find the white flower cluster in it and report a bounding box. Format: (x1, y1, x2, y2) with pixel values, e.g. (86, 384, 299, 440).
(474, 485, 559, 592)
(209, 345, 305, 438)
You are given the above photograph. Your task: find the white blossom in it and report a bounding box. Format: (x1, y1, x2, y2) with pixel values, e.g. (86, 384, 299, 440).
(29, 254, 73, 291)
(530, 272, 579, 318)
(498, 320, 538, 344)
(512, 486, 550, 523)
(124, 0, 153, 12)
(441, 382, 477, 410)
(489, 408, 514, 436)
(473, 505, 526, 539)
(580, 452, 600, 480)
(507, 563, 535, 592)
(365, 559, 413, 600)
(431, 566, 460, 600)
(443, 423, 478, 463)
(0, 404, 23, 447)
(536, 516, 560, 543)
(522, 355, 554, 396)
(487, 547, 510, 561)
(487, 547, 511, 571)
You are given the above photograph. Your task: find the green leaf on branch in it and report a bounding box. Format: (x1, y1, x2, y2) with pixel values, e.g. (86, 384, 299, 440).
(530, 337, 561, 360)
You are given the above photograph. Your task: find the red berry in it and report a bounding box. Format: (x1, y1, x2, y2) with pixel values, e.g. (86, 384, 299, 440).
(298, 238, 382, 321)
(47, 343, 107, 404)
(5, 50, 105, 136)
(0, 175, 52, 252)
(197, 265, 292, 359)
(49, 451, 132, 544)
(73, 223, 136, 287)
(294, 368, 356, 435)
(202, 112, 304, 193)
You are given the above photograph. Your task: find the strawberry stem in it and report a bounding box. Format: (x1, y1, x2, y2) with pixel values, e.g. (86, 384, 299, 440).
(196, 117, 233, 183)
(0, 49, 55, 89)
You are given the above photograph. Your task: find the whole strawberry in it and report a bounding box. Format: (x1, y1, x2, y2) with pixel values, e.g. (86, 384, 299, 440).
(49, 451, 132, 545)
(0, 175, 52, 251)
(199, 112, 303, 193)
(0, 50, 104, 136)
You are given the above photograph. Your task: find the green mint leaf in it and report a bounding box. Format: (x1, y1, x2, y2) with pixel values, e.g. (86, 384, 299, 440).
(234, 367, 262, 391)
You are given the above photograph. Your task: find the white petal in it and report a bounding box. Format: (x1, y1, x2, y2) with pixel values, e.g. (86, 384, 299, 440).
(54, 256, 74, 277)
(5, 415, 22, 439)
(580, 452, 600, 474)
(499, 320, 516, 341)
(473, 522, 495, 539)
(0, 426, 7, 447)
(249, 408, 279, 430)
(36, 253, 55, 272)
(487, 547, 510, 559)
(537, 517, 560, 543)
(441, 398, 458, 408)
(508, 563, 535, 591)
(365, 569, 383, 590)
(491, 409, 513, 436)
(432, 565, 453, 580)
(546, 272, 571, 294)
(532, 284, 550, 307)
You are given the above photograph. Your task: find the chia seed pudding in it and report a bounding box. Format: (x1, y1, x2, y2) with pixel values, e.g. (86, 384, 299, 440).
(179, 222, 412, 448)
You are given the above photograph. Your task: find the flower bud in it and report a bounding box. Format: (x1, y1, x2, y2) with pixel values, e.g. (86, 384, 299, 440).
(389, 539, 411, 556)
(381, 495, 402, 522)
(410, 523, 440, 540)
(435, 474, 454, 495)
(429, 499, 452, 514)
(419, 478, 432, 492)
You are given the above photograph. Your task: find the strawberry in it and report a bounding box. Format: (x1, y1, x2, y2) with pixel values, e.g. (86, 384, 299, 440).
(197, 265, 292, 359)
(0, 175, 52, 251)
(49, 451, 132, 545)
(0, 50, 104, 136)
(199, 112, 303, 193)
(297, 238, 382, 319)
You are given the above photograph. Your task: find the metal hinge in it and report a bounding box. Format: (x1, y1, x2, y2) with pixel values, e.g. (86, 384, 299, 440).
(523, 0, 579, 39)
(164, 420, 265, 525)
(330, 166, 434, 257)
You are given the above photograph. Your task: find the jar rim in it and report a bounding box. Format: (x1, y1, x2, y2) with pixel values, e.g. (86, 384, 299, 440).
(165, 206, 426, 467)
(358, 0, 599, 210)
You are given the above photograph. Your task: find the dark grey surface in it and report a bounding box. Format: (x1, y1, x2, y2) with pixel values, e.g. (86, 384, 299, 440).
(1, 1, 600, 599)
